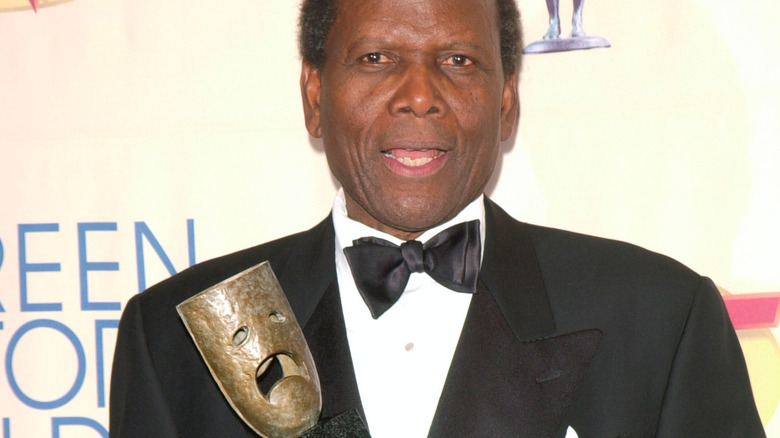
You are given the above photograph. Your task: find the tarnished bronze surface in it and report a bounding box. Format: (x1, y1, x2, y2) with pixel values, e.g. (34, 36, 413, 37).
(177, 261, 321, 438)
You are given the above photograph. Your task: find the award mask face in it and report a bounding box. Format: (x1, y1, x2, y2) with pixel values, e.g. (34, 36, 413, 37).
(177, 262, 321, 438)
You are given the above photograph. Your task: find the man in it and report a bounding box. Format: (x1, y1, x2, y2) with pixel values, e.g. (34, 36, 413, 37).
(110, 0, 764, 436)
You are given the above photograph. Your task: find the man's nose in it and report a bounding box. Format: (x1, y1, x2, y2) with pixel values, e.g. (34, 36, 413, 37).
(388, 63, 445, 117)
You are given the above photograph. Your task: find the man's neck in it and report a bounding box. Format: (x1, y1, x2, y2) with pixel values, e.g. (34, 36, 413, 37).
(341, 192, 484, 241)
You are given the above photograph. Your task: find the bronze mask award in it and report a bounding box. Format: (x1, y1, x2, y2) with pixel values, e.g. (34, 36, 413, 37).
(176, 262, 321, 437)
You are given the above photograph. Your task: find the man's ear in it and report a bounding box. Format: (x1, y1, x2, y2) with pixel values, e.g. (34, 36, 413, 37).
(500, 72, 520, 141)
(300, 62, 323, 138)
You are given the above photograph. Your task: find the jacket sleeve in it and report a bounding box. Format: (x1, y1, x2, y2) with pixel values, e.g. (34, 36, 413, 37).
(109, 295, 179, 438)
(656, 277, 765, 437)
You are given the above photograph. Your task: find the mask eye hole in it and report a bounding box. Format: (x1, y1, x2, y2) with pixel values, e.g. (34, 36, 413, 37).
(232, 326, 249, 346)
(268, 311, 286, 323)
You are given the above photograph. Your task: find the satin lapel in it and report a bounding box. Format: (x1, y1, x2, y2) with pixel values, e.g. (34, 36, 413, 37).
(429, 280, 602, 437)
(275, 215, 337, 329)
(480, 198, 556, 341)
(302, 281, 365, 421)
(272, 217, 365, 421)
(428, 199, 601, 436)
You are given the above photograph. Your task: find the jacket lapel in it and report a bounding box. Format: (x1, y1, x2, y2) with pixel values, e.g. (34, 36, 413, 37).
(271, 217, 365, 421)
(275, 216, 337, 329)
(428, 200, 602, 437)
(429, 280, 601, 437)
(303, 281, 365, 421)
(480, 199, 557, 341)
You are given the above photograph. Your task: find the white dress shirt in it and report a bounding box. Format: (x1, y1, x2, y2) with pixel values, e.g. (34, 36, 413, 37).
(331, 188, 485, 438)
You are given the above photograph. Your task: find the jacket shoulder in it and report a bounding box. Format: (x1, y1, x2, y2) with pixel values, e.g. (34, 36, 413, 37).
(524, 222, 700, 289)
(127, 216, 334, 315)
(486, 199, 701, 293)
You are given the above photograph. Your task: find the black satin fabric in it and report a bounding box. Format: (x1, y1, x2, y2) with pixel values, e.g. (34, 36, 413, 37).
(343, 220, 481, 318)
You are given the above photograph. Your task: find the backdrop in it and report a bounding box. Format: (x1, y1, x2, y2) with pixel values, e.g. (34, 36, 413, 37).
(1, 0, 778, 436)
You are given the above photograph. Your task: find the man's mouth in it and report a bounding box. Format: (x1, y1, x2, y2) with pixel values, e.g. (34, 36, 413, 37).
(383, 148, 446, 167)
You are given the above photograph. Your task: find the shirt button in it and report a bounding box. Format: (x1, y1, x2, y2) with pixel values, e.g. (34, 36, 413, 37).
(404, 342, 414, 351)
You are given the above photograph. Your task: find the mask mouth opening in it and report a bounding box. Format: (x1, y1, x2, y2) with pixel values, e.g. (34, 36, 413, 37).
(256, 353, 302, 398)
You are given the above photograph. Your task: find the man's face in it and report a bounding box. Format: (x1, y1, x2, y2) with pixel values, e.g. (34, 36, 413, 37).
(301, 0, 519, 239)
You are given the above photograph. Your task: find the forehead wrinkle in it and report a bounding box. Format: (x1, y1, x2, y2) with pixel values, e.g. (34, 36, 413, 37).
(344, 38, 389, 53)
(328, 0, 500, 54)
(343, 27, 492, 53)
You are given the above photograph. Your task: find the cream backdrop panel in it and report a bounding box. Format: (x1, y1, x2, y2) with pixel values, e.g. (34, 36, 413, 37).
(0, 0, 778, 436)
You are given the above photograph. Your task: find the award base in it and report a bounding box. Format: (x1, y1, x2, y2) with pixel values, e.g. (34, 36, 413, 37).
(524, 35, 610, 54)
(301, 410, 371, 438)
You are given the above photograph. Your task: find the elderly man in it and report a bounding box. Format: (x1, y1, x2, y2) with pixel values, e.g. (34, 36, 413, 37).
(109, 0, 764, 436)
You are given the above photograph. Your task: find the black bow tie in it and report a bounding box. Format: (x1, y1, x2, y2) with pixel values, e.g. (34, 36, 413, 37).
(343, 220, 481, 319)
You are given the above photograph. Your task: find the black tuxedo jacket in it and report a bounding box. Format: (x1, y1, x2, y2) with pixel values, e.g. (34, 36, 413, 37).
(110, 200, 764, 437)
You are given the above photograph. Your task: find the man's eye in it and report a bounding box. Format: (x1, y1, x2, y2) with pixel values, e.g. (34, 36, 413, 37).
(362, 53, 388, 64)
(443, 54, 473, 66)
